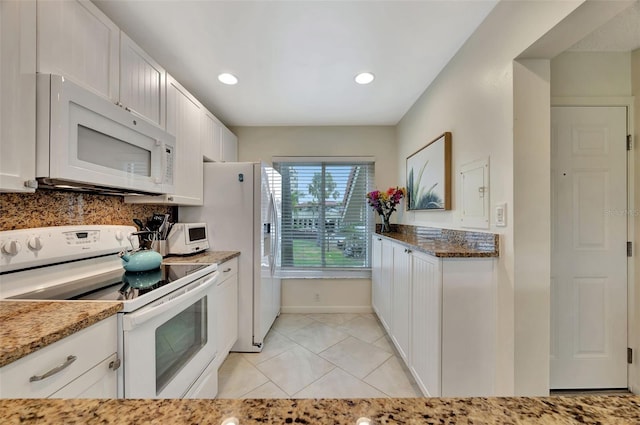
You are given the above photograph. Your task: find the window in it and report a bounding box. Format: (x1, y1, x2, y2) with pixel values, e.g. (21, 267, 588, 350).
(273, 158, 374, 271)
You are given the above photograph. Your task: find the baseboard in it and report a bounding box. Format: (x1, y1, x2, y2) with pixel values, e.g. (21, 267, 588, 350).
(280, 305, 374, 314)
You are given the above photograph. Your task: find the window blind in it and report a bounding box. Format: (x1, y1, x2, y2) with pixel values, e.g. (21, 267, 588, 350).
(273, 160, 375, 270)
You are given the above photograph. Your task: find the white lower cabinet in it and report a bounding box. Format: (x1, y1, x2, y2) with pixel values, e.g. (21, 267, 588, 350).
(409, 250, 442, 397)
(372, 236, 394, 333)
(391, 242, 410, 363)
(215, 257, 239, 366)
(371, 236, 496, 397)
(0, 316, 118, 398)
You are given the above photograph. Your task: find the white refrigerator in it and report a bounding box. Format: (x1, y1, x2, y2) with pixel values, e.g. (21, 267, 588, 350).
(180, 162, 281, 352)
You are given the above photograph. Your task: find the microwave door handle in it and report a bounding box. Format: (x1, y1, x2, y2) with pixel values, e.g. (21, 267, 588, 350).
(123, 273, 218, 330)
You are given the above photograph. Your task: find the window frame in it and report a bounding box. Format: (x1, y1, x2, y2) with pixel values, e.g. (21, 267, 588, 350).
(273, 156, 375, 277)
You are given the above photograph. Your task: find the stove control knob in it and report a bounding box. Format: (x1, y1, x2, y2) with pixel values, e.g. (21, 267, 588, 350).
(1, 240, 21, 256)
(115, 230, 124, 241)
(27, 236, 42, 251)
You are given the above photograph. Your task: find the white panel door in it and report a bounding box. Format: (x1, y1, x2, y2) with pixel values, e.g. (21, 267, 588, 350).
(550, 106, 627, 389)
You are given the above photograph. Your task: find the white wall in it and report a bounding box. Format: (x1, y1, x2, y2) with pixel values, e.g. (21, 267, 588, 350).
(234, 125, 396, 314)
(551, 51, 631, 96)
(396, 0, 587, 395)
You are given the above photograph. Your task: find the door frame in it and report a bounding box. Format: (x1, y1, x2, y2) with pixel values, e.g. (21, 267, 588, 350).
(551, 97, 635, 390)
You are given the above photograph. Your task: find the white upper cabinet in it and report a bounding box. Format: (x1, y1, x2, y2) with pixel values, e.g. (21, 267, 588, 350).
(202, 109, 237, 163)
(221, 126, 238, 162)
(37, 0, 119, 101)
(0, 0, 37, 192)
(119, 32, 166, 129)
(201, 110, 223, 162)
(126, 75, 202, 205)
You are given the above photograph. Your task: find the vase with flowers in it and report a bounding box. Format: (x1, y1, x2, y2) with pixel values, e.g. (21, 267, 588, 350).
(366, 187, 405, 233)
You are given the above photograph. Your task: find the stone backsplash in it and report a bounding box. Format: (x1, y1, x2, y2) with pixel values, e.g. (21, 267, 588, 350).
(0, 191, 174, 231)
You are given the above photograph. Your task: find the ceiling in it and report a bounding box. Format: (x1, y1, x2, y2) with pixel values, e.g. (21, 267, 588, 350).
(93, 0, 497, 127)
(568, 0, 640, 51)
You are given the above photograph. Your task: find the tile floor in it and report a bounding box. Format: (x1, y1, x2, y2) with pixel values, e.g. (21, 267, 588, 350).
(217, 313, 423, 399)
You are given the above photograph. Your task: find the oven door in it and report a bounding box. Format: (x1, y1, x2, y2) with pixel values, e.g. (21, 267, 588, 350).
(121, 271, 218, 399)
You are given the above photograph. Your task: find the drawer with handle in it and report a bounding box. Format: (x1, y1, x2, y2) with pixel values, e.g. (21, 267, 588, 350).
(218, 257, 238, 282)
(0, 316, 117, 398)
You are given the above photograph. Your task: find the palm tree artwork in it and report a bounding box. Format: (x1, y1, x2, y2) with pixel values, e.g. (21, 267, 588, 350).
(407, 161, 443, 209)
(406, 132, 452, 211)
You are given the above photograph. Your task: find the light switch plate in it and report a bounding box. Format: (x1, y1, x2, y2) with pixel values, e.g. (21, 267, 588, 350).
(495, 203, 506, 227)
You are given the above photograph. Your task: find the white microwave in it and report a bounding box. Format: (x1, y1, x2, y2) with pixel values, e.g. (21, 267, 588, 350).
(167, 223, 210, 255)
(36, 74, 175, 195)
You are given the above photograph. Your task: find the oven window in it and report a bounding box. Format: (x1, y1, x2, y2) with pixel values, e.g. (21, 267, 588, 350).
(78, 125, 152, 177)
(155, 296, 207, 394)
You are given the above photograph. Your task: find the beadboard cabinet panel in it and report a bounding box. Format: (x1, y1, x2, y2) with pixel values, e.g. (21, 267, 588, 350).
(119, 32, 166, 129)
(391, 242, 410, 363)
(37, 0, 119, 101)
(409, 251, 442, 397)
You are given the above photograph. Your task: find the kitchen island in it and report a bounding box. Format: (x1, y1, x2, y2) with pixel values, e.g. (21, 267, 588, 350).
(1, 395, 638, 424)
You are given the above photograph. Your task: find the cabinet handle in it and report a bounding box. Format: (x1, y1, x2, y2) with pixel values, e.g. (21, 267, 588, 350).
(407, 249, 412, 254)
(377, 238, 382, 241)
(223, 268, 232, 273)
(167, 196, 174, 201)
(29, 355, 77, 382)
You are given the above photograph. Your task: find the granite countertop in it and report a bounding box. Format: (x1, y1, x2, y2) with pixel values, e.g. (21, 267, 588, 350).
(1, 395, 638, 424)
(0, 301, 122, 368)
(378, 232, 498, 258)
(163, 250, 240, 265)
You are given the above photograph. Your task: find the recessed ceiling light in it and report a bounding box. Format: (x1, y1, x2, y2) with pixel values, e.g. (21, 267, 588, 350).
(355, 72, 375, 85)
(218, 73, 238, 85)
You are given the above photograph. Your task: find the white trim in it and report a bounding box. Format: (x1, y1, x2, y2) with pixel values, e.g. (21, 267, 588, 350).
(278, 269, 372, 279)
(551, 97, 636, 392)
(280, 305, 374, 314)
(272, 156, 375, 163)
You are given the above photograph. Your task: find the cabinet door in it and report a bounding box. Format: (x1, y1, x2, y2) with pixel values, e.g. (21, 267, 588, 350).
(201, 110, 222, 162)
(221, 126, 238, 162)
(119, 32, 166, 129)
(371, 236, 383, 317)
(0, 0, 36, 192)
(391, 242, 410, 362)
(50, 354, 117, 399)
(409, 251, 442, 397)
(216, 258, 239, 359)
(379, 237, 394, 332)
(37, 0, 119, 101)
(165, 75, 202, 205)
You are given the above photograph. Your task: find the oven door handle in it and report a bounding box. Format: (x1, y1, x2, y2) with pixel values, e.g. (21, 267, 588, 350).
(123, 272, 218, 330)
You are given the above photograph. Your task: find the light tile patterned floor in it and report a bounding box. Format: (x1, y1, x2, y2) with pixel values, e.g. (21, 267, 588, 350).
(217, 313, 422, 399)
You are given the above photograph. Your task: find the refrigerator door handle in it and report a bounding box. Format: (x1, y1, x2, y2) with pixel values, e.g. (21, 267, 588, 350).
(268, 194, 277, 276)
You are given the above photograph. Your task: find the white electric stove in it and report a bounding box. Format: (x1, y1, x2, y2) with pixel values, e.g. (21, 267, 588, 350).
(0, 225, 219, 399)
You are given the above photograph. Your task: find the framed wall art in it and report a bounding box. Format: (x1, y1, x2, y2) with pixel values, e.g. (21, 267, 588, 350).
(406, 132, 452, 211)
